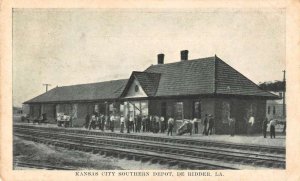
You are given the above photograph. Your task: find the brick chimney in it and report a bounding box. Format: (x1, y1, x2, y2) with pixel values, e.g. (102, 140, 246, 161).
(180, 50, 189, 61)
(157, 53, 164, 64)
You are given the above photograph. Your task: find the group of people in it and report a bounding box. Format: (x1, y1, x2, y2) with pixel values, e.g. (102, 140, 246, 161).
(84, 111, 282, 139)
(124, 115, 175, 135)
(84, 112, 116, 131)
(177, 114, 215, 136)
(227, 115, 281, 139)
(84, 113, 174, 134)
(262, 117, 278, 139)
(84, 112, 217, 136)
(202, 114, 215, 136)
(245, 116, 280, 139)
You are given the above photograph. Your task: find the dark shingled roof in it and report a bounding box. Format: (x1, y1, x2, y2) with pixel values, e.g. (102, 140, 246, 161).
(145, 56, 277, 98)
(121, 71, 161, 97)
(24, 55, 277, 104)
(214, 56, 275, 97)
(145, 57, 216, 96)
(24, 79, 128, 103)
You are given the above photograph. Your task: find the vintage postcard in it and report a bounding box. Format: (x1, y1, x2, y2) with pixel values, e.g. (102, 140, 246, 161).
(1, 0, 300, 181)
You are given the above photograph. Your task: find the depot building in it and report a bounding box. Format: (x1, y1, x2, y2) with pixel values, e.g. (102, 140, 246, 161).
(24, 50, 278, 134)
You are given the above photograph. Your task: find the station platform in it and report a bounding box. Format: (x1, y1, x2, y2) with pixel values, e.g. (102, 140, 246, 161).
(14, 122, 286, 148)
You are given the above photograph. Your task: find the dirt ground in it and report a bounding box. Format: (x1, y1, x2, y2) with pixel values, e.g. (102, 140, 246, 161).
(13, 136, 179, 170)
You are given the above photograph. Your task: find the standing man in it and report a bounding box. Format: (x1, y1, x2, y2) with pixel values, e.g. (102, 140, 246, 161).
(187, 120, 193, 136)
(101, 114, 105, 131)
(203, 114, 208, 135)
(155, 116, 160, 133)
(146, 115, 150, 132)
(282, 121, 286, 134)
(149, 115, 153, 132)
(143, 115, 148, 132)
(98, 114, 102, 130)
(110, 114, 115, 132)
(138, 115, 141, 132)
(129, 115, 134, 132)
(160, 116, 165, 133)
(134, 115, 137, 132)
(262, 117, 268, 138)
(270, 119, 277, 139)
(105, 115, 110, 130)
(248, 116, 255, 135)
(89, 114, 96, 130)
(167, 117, 174, 136)
(193, 118, 199, 134)
(228, 116, 236, 136)
(126, 115, 130, 133)
(208, 115, 214, 135)
(120, 115, 125, 133)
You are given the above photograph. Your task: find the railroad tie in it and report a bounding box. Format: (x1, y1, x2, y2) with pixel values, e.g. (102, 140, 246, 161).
(263, 162, 274, 168)
(167, 160, 179, 167)
(134, 155, 141, 161)
(158, 159, 167, 165)
(253, 160, 265, 166)
(151, 158, 158, 164)
(126, 154, 134, 160)
(141, 157, 151, 162)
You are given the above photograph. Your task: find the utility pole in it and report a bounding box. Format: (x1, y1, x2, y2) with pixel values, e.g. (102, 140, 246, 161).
(282, 70, 286, 118)
(282, 70, 286, 134)
(43, 83, 51, 92)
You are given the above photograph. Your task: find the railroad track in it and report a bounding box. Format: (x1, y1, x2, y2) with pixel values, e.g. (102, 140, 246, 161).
(13, 160, 75, 170)
(14, 125, 285, 169)
(14, 133, 235, 170)
(14, 124, 285, 155)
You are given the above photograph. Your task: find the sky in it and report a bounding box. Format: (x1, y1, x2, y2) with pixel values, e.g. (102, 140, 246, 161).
(13, 9, 286, 107)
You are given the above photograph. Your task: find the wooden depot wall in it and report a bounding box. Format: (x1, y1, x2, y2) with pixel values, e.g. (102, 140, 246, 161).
(29, 97, 266, 134)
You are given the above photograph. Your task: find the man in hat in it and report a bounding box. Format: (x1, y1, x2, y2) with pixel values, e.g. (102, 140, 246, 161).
(228, 116, 236, 136)
(248, 116, 255, 135)
(193, 118, 199, 134)
(129, 115, 134, 132)
(160, 116, 165, 133)
(126, 115, 130, 133)
(120, 115, 125, 133)
(110, 114, 115, 132)
(203, 114, 208, 135)
(167, 117, 174, 136)
(270, 119, 277, 139)
(262, 117, 268, 138)
(208, 114, 214, 135)
(187, 119, 193, 136)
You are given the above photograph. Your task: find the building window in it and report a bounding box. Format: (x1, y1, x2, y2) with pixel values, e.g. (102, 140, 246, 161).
(273, 106, 276, 115)
(279, 92, 283, 98)
(94, 104, 99, 113)
(72, 104, 78, 118)
(135, 85, 139, 92)
(161, 102, 167, 117)
(125, 101, 148, 118)
(141, 101, 149, 116)
(29, 105, 34, 117)
(134, 102, 141, 116)
(222, 101, 230, 123)
(193, 101, 201, 119)
(175, 102, 183, 120)
(268, 106, 270, 115)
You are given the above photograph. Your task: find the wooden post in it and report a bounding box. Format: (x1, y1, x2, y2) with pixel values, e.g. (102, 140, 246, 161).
(181, 102, 184, 121)
(283, 70, 286, 119)
(139, 101, 142, 117)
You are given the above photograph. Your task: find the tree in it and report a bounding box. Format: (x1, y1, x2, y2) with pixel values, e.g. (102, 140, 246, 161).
(259, 81, 285, 92)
